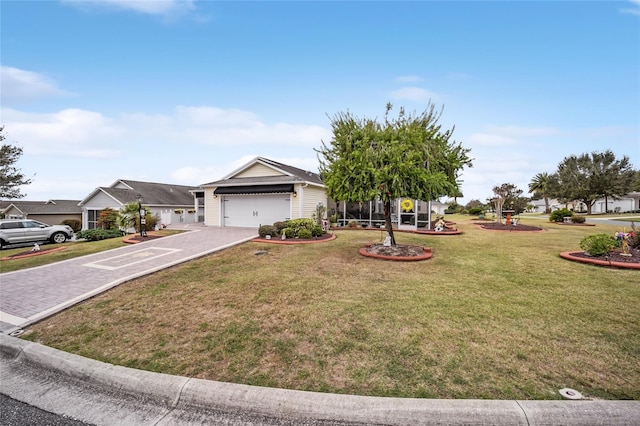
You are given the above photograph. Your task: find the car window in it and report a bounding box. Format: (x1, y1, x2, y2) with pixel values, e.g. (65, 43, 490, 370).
(0, 222, 24, 229)
(23, 221, 44, 229)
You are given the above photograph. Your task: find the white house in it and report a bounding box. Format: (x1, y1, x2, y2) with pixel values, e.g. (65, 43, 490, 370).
(532, 192, 640, 214)
(200, 157, 326, 228)
(78, 180, 203, 230)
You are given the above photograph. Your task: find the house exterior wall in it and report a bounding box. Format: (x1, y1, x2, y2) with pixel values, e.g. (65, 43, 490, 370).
(235, 163, 285, 178)
(299, 185, 327, 219)
(204, 187, 221, 226)
(27, 214, 81, 225)
(2, 206, 25, 219)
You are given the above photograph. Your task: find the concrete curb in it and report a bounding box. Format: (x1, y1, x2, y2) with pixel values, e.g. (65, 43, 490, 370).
(2, 334, 638, 425)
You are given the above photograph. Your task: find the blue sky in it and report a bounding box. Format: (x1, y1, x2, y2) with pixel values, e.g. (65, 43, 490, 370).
(1, 0, 639, 204)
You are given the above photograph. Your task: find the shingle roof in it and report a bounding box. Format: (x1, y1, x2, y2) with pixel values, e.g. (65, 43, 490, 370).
(114, 180, 197, 206)
(1, 200, 81, 214)
(201, 157, 323, 187)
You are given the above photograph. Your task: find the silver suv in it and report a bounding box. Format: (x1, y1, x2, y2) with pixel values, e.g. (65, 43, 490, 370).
(0, 219, 74, 249)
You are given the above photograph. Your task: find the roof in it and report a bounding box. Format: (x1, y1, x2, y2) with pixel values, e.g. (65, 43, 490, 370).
(80, 180, 198, 206)
(201, 157, 323, 187)
(1, 200, 82, 214)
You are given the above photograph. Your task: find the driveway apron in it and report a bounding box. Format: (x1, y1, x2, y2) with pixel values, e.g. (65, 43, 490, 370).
(0, 225, 257, 334)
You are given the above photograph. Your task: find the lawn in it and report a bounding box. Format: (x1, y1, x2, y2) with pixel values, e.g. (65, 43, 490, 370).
(23, 217, 639, 400)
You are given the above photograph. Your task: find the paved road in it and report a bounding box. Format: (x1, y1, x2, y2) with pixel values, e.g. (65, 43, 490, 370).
(0, 394, 94, 426)
(0, 225, 257, 333)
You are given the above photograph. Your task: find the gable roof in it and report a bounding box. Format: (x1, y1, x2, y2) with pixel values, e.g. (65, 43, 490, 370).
(201, 157, 323, 188)
(79, 180, 198, 206)
(1, 200, 82, 214)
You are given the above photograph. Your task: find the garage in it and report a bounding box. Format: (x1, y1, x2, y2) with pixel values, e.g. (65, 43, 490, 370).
(222, 194, 291, 227)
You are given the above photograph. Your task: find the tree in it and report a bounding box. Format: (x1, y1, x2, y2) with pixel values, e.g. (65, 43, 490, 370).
(119, 202, 143, 232)
(551, 150, 636, 214)
(97, 208, 119, 230)
(528, 172, 552, 213)
(491, 183, 525, 223)
(0, 126, 32, 199)
(316, 103, 472, 245)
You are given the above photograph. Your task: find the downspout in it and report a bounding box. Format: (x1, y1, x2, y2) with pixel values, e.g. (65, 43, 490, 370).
(299, 183, 308, 219)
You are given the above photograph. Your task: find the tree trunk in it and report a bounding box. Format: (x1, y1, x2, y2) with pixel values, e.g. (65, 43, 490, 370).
(544, 197, 550, 214)
(383, 200, 396, 245)
(604, 195, 608, 213)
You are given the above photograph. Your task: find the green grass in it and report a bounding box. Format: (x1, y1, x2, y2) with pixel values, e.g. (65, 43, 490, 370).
(22, 218, 640, 400)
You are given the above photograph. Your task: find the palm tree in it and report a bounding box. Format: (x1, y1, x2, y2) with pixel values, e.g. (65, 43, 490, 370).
(528, 172, 551, 214)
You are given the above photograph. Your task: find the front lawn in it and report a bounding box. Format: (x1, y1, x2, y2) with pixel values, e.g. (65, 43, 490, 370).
(23, 218, 639, 400)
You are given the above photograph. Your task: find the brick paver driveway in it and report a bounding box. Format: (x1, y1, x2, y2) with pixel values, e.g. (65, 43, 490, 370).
(0, 225, 257, 333)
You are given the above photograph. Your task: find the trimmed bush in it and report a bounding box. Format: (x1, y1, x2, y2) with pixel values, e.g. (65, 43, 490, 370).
(297, 229, 312, 239)
(571, 215, 586, 224)
(273, 221, 288, 233)
(76, 229, 124, 241)
(468, 207, 484, 216)
(62, 219, 82, 233)
(258, 225, 278, 238)
(549, 208, 573, 223)
(579, 234, 617, 256)
(312, 225, 323, 237)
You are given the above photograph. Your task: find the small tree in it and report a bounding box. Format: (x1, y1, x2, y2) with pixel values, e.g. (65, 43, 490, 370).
(528, 172, 552, 214)
(97, 208, 119, 230)
(492, 183, 524, 223)
(316, 103, 472, 245)
(0, 126, 32, 199)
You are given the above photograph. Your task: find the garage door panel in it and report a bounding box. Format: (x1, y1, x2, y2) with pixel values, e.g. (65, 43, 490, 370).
(223, 195, 290, 227)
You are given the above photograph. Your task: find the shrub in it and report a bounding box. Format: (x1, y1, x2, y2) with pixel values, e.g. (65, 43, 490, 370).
(579, 234, 617, 256)
(282, 227, 296, 239)
(629, 224, 640, 249)
(549, 208, 573, 223)
(297, 229, 312, 239)
(273, 221, 288, 233)
(76, 229, 123, 241)
(571, 215, 586, 224)
(258, 225, 278, 238)
(62, 219, 82, 232)
(468, 207, 484, 216)
(312, 225, 323, 237)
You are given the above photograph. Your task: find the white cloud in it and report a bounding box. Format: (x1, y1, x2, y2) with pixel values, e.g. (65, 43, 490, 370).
(0, 66, 72, 105)
(61, 0, 196, 16)
(390, 86, 437, 102)
(395, 75, 422, 83)
(620, 0, 640, 15)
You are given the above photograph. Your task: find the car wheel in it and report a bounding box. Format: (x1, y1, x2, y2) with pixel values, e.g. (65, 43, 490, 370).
(50, 232, 68, 244)
(0, 239, 6, 249)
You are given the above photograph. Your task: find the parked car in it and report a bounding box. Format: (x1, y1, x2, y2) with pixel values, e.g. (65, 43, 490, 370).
(0, 219, 74, 249)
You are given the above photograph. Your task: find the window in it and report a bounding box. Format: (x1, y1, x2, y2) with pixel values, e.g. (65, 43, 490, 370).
(0, 222, 23, 229)
(88, 210, 99, 229)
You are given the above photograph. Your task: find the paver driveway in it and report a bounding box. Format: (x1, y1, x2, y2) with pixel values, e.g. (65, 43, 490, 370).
(0, 225, 257, 333)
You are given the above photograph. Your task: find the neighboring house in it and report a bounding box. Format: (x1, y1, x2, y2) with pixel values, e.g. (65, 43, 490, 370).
(328, 199, 450, 229)
(531, 192, 640, 214)
(0, 200, 82, 225)
(78, 180, 203, 230)
(201, 157, 326, 228)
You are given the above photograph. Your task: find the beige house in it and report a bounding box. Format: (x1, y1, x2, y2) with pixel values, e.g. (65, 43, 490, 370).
(200, 157, 326, 228)
(0, 200, 82, 225)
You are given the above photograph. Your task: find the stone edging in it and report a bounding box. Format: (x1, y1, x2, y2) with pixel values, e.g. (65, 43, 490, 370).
(253, 234, 336, 245)
(359, 245, 433, 261)
(1, 246, 66, 261)
(559, 251, 640, 270)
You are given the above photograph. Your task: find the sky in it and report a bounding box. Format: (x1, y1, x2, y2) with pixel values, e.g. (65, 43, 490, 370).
(1, 0, 639, 205)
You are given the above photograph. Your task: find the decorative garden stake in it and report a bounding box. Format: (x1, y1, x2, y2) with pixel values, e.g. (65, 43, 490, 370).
(615, 228, 634, 257)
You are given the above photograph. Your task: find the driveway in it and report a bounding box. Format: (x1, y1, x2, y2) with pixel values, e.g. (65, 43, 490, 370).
(0, 225, 257, 334)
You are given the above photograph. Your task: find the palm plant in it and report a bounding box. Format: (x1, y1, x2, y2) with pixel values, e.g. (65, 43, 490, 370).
(528, 172, 551, 214)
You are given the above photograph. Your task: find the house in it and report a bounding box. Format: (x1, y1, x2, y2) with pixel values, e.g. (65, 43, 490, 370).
(531, 192, 640, 214)
(200, 157, 326, 228)
(0, 200, 82, 225)
(327, 199, 450, 229)
(78, 180, 203, 230)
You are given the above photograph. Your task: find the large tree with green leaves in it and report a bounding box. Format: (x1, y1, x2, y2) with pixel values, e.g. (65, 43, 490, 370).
(491, 183, 527, 223)
(316, 103, 472, 245)
(1, 126, 32, 199)
(551, 150, 636, 214)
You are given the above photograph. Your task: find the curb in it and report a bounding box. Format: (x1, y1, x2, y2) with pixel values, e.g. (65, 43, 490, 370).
(559, 251, 640, 270)
(2, 334, 638, 425)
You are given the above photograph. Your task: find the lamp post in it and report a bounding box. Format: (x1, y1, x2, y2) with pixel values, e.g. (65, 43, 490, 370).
(136, 194, 147, 237)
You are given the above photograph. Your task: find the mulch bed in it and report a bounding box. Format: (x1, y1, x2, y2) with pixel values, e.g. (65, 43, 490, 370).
(1, 246, 66, 260)
(479, 222, 543, 232)
(364, 244, 427, 257)
(253, 233, 336, 244)
(123, 234, 166, 243)
(568, 249, 640, 265)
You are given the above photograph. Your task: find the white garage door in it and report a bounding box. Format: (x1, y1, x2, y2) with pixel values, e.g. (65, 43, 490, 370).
(222, 195, 291, 227)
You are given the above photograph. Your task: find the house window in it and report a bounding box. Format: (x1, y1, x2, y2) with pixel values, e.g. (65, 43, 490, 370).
(88, 210, 99, 229)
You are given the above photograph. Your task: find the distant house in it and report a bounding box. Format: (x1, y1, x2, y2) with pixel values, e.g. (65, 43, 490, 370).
(0, 200, 82, 225)
(200, 157, 326, 228)
(531, 192, 640, 214)
(78, 179, 203, 230)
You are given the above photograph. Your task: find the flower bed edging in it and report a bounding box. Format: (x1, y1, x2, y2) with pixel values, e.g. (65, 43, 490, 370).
(253, 234, 336, 245)
(1, 246, 66, 261)
(559, 251, 640, 270)
(359, 245, 433, 262)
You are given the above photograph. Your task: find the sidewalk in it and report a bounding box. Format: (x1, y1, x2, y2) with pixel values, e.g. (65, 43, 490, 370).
(0, 225, 257, 334)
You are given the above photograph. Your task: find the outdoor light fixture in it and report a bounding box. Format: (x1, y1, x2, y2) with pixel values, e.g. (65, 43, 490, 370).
(292, 191, 297, 198)
(137, 193, 147, 237)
